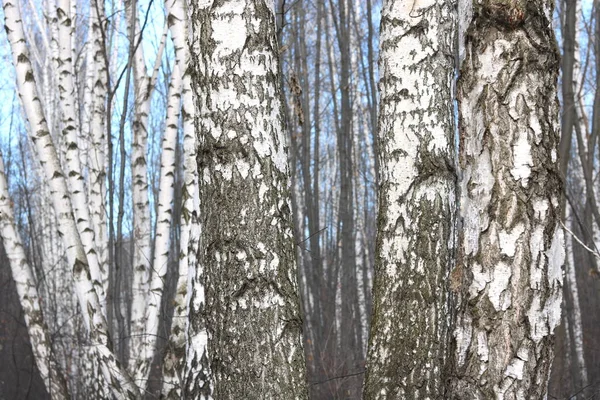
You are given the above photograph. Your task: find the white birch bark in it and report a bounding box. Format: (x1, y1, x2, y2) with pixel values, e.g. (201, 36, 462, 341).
(132, 54, 182, 392)
(0, 151, 70, 399)
(128, 6, 168, 371)
(185, 1, 307, 398)
(450, 1, 564, 398)
(364, 0, 457, 398)
(161, 0, 198, 397)
(3, 1, 139, 397)
(55, 0, 107, 312)
(87, 0, 109, 286)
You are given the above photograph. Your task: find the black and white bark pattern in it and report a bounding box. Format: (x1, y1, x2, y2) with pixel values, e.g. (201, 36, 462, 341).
(450, 1, 564, 398)
(0, 151, 70, 399)
(2, 1, 139, 397)
(185, 1, 307, 398)
(364, 0, 457, 398)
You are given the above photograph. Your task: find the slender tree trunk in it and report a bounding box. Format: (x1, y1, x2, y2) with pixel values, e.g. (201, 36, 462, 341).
(364, 0, 456, 398)
(366, 0, 378, 186)
(128, 2, 158, 374)
(185, 1, 308, 398)
(0, 151, 70, 399)
(87, 1, 109, 288)
(331, 0, 361, 395)
(55, 0, 107, 313)
(134, 39, 182, 394)
(449, 1, 564, 398)
(3, 1, 139, 397)
(566, 205, 588, 393)
(161, 0, 197, 397)
(560, 0, 576, 182)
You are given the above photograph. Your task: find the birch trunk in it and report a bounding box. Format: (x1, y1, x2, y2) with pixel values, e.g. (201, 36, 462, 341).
(162, 0, 197, 396)
(185, 1, 307, 398)
(88, 0, 109, 297)
(128, 5, 167, 371)
(54, 0, 107, 312)
(364, 0, 456, 398)
(133, 43, 182, 393)
(3, 1, 139, 397)
(0, 151, 70, 399)
(450, 1, 564, 398)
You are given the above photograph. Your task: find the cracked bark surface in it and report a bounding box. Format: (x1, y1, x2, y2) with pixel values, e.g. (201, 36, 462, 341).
(185, 1, 307, 398)
(364, 0, 456, 399)
(449, 1, 564, 398)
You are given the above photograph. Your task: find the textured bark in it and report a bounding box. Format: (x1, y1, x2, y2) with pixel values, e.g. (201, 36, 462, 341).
(364, 0, 456, 398)
(134, 41, 182, 393)
(54, 0, 107, 312)
(449, 1, 564, 398)
(128, 2, 157, 373)
(161, 0, 197, 397)
(3, 1, 139, 397)
(0, 151, 70, 399)
(88, 0, 109, 293)
(185, 1, 307, 398)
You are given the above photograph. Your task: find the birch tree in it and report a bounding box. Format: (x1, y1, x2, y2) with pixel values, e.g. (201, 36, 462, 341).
(0, 150, 70, 399)
(128, 1, 157, 372)
(364, 0, 456, 398)
(134, 28, 182, 393)
(55, 0, 107, 312)
(161, 0, 199, 397)
(185, 0, 307, 397)
(2, 0, 139, 397)
(449, 0, 564, 397)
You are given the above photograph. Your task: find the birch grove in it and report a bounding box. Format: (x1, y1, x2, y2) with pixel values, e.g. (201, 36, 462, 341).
(2, 0, 599, 398)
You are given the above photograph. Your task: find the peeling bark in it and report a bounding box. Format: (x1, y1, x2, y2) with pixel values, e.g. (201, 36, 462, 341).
(449, 1, 564, 398)
(364, 0, 457, 398)
(185, 1, 308, 398)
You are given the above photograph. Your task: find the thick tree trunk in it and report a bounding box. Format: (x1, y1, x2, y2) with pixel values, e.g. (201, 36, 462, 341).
(364, 0, 457, 398)
(449, 1, 564, 398)
(185, 1, 308, 398)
